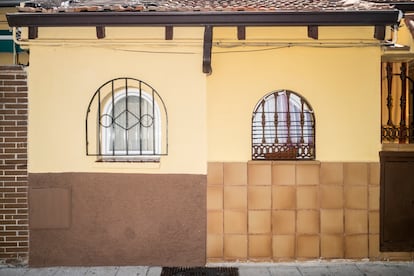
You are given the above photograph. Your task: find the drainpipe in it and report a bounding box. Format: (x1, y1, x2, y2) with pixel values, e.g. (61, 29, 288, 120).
(386, 11, 403, 46)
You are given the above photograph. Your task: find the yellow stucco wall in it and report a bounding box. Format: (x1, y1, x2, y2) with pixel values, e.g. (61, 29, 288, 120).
(208, 45, 381, 162)
(208, 26, 382, 162)
(27, 27, 207, 174)
(25, 25, 389, 173)
(395, 20, 414, 50)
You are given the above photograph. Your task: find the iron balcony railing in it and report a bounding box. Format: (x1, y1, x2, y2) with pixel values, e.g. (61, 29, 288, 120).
(381, 62, 414, 144)
(252, 110, 315, 160)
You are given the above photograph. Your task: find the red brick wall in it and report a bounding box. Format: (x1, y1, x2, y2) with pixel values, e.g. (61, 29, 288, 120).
(0, 65, 28, 265)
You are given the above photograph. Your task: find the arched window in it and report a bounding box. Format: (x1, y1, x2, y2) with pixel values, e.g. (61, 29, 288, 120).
(252, 90, 315, 160)
(86, 78, 167, 161)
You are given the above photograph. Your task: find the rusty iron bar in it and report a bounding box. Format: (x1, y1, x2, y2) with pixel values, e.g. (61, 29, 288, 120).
(300, 98, 305, 144)
(261, 99, 266, 144)
(400, 62, 408, 143)
(286, 91, 292, 144)
(111, 81, 115, 155)
(386, 62, 393, 126)
(273, 92, 279, 144)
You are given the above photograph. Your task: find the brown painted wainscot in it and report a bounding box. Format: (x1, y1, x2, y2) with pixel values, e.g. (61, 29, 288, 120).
(28, 173, 206, 267)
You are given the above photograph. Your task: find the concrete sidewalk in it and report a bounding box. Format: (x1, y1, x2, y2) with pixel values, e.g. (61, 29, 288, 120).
(1, 261, 414, 276)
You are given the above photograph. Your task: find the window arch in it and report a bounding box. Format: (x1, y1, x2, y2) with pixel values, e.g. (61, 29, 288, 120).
(86, 78, 168, 160)
(252, 89, 315, 160)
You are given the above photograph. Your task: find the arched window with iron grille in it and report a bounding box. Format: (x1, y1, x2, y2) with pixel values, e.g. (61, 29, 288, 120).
(252, 90, 315, 160)
(86, 77, 168, 160)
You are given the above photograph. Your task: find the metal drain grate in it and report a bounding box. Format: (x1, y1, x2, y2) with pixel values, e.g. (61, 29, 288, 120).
(161, 267, 239, 276)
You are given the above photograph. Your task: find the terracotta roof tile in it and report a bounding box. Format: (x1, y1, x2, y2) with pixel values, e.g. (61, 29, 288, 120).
(17, 0, 395, 12)
(370, 0, 413, 2)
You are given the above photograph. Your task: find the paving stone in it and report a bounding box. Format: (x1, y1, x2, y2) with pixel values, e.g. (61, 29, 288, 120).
(53, 267, 89, 276)
(327, 264, 364, 276)
(24, 267, 60, 276)
(239, 267, 271, 276)
(1, 262, 414, 276)
(268, 266, 302, 276)
(0, 268, 28, 276)
(383, 263, 414, 276)
(356, 262, 398, 276)
(115, 266, 149, 276)
(85, 266, 119, 276)
(146, 266, 162, 276)
(298, 265, 331, 276)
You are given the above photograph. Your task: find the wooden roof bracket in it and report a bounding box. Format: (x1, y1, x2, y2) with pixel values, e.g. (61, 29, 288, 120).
(237, 25, 246, 40)
(307, 25, 318, 39)
(374, 25, 386, 40)
(165, 25, 173, 40)
(96, 26, 105, 39)
(203, 25, 213, 75)
(28, 26, 38, 39)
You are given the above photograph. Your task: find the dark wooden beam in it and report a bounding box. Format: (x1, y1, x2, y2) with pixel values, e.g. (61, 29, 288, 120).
(28, 26, 38, 39)
(374, 25, 386, 40)
(307, 25, 318, 39)
(7, 11, 400, 28)
(165, 25, 173, 40)
(203, 25, 213, 75)
(96, 26, 105, 39)
(237, 25, 246, 40)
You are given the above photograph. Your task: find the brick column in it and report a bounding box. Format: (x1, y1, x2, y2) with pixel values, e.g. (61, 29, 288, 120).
(0, 65, 28, 265)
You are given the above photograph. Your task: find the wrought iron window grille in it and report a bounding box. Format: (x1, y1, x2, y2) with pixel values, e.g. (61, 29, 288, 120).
(252, 90, 315, 160)
(86, 77, 168, 158)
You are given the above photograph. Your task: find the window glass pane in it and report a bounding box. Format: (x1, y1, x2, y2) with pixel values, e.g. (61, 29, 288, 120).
(108, 95, 154, 153)
(113, 99, 126, 152)
(289, 93, 302, 143)
(126, 96, 141, 152)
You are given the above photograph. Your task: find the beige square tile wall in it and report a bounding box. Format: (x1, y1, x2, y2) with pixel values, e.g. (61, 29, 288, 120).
(206, 161, 414, 262)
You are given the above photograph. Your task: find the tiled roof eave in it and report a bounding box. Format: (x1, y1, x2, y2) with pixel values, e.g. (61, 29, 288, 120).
(390, 2, 414, 12)
(6, 10, 400, 28)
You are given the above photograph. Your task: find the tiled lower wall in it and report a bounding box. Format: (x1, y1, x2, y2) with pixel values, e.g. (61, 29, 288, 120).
(206, 161, 414, 262)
